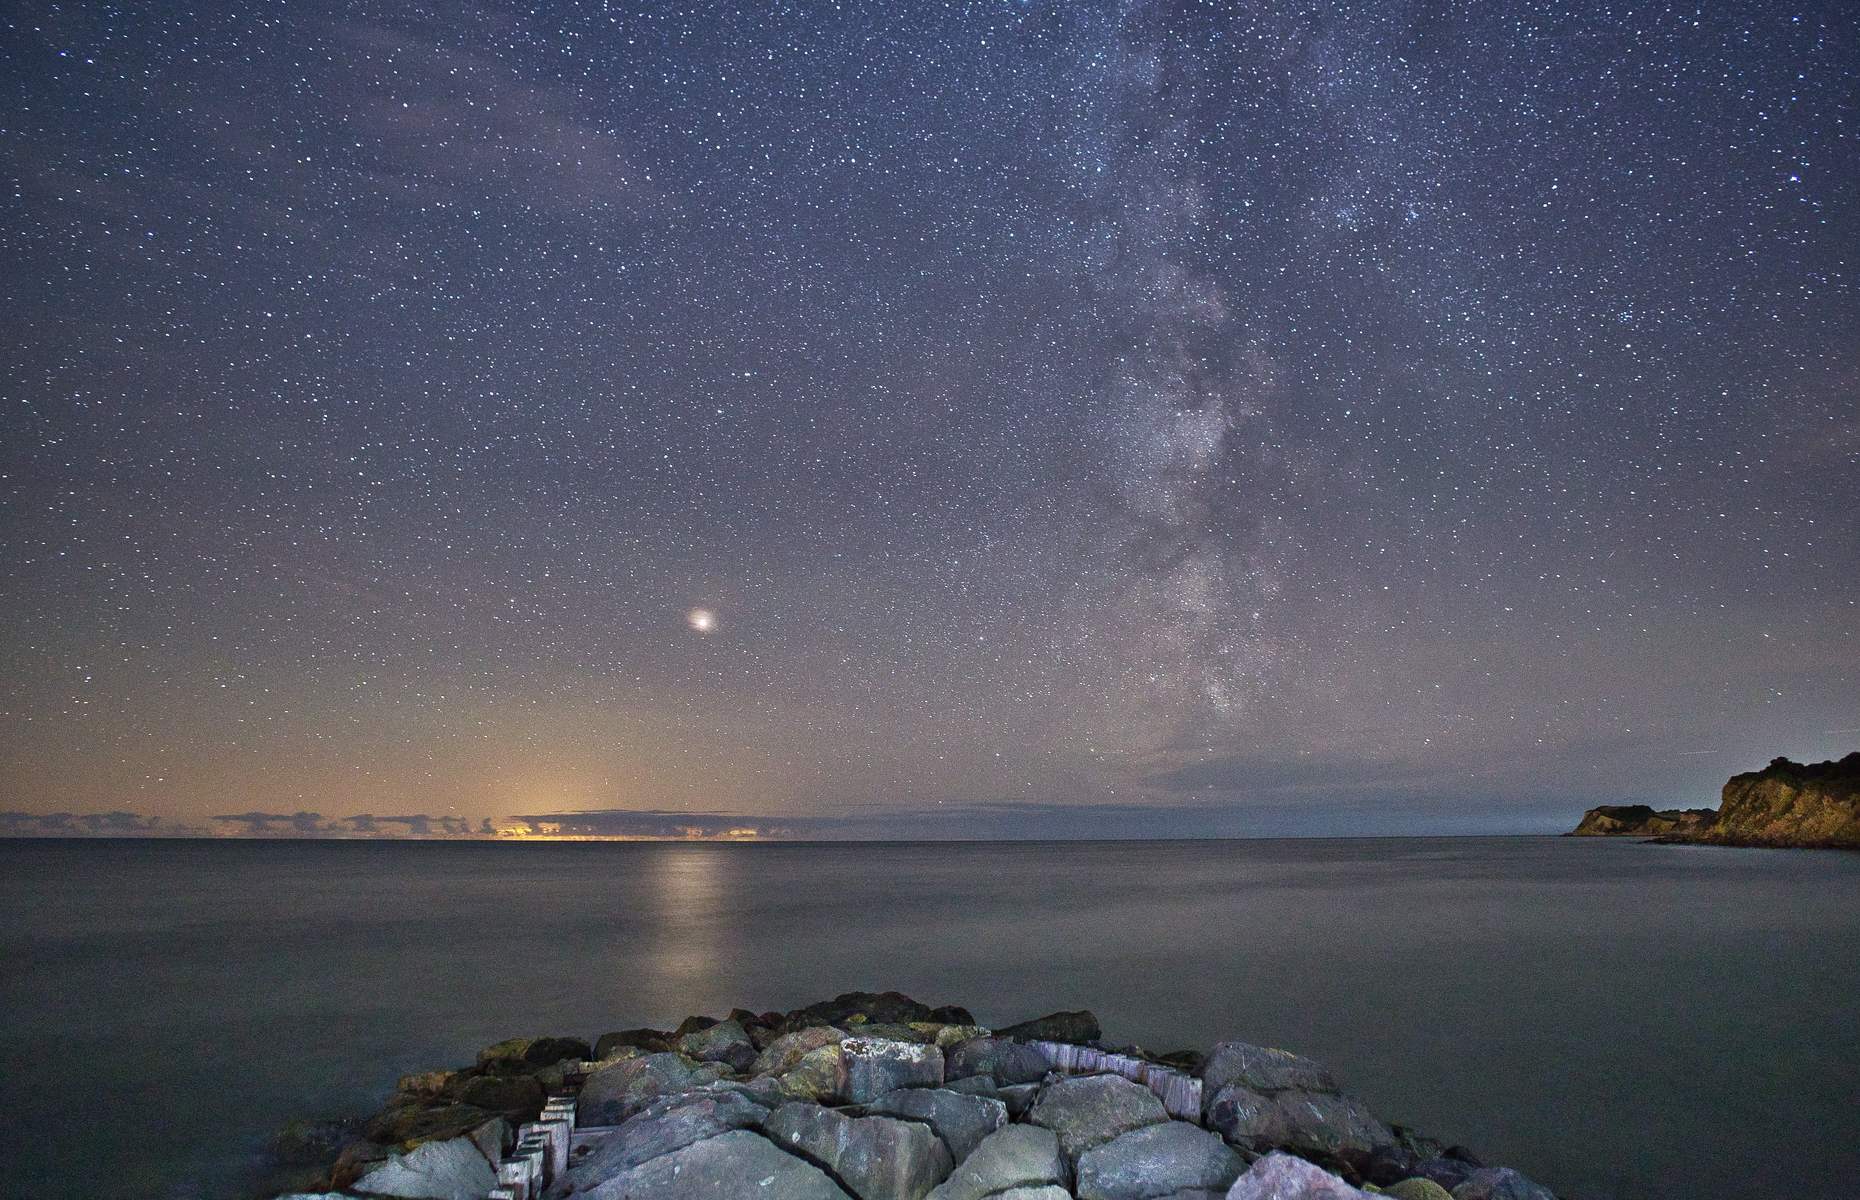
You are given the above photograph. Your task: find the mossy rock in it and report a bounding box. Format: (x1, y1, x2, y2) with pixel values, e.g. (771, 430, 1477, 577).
(447, 1072, 544, 1117)
(477, 1034, 592, 1073)
(362, 1101, 495, 1149)
(1384, 1179, 1454, 1200)
(594, 1028, 674, 1058)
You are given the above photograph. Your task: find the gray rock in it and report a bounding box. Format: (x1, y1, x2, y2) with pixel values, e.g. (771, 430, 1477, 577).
(924, 1125, 1070, 1200)
(1200, 1042, 1339, 1097)
(578, 1052, 729, 1125)
(1075, 1121, 1245, 1200)
(577, 1128, 852, 1199)
(1205, 1084, 1392, 1158)
(841, 1037, 945, 1103)
(1223, 1152, 1371, 1199)
(755, 1025, 849, 1076)
(679, 1018, 758, 1072)
(766, 1101, 954, 1200)
(986, 1190, 1075, 1200)
(945, 1036, 1050, 1085)
(998, 1082, 1042, 1116)
(560, 1088, 770, 1190)
(861, 1086, 1008, 1163)
(466, 1116, 508, 1165)
(1412, 1159, 1482, 1190)
(1450, 1168, 1557, 1200)
(1027, 1073, 1169, 1162)
(352, 1136, 497, 1199)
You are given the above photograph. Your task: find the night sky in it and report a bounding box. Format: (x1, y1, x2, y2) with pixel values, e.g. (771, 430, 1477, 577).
(3, 1, 1855, 839)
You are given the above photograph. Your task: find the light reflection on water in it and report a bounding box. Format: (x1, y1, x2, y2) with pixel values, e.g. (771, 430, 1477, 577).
(2, 836, 1858, 1200)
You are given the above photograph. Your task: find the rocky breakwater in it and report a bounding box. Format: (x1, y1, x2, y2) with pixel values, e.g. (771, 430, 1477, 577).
(264, 990, 1559, 1200)
(1570, 752, 1860, 848)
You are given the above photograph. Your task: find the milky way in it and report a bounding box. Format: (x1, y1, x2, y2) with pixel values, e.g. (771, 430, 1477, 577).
(2, 1, 1854, 837)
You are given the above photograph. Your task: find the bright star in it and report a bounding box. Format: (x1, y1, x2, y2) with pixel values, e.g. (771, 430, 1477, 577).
(687, 608, 717, 633)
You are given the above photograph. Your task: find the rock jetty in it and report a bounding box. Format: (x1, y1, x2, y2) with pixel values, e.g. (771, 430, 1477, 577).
(1569, 752, 1860, 848)
(263, 990, 1557, 1200)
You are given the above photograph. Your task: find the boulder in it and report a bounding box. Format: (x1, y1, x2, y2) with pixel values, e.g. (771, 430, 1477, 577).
(1205, 1084, 1392, 1158)
(1200, 1042, 1339, 1096)
(1027, 1073, 1169, 1162)
(924, 1126, 1070, 1200)
(1384, 1181, 1454, 1200)
(1450, 1168, 1557, 1200)
(766, 1101, 954, 1200)
(362, 1102, 495, 1150)
(1075, 1121, 1245, 1200)
(673, 1014, 719, 1037)
(474, 1035, 590, 1073)
(998, 1083, 1042, 1117)
(1411, 1159, 1482, 1191)
(595, 1028, 675, 1058)
(840, 1037, 945, 1103)
(578, 1053, 729, 1125)
(756, 1025, 850, 1076)
(445, 1072, 543, 1117)
(945, 1036, 1049, 1085)
(331, 1141, 391, 1189)
(273, 1116, 360, 1165)
(559, 1088, 770, 1190)
(860, 1086, 1009, 1163)
(1224, 1153, 1372, 1199)
(574, 1127, 851, 1199)
(395, 1072, 455, 1100)
(930, 1004, 978, 1025)
(351, 1135, 497, 1199)
(679, 1018, 758, 1072)
(858, 1022, 938, 1043)
(996, 1010, 1103, 1044)
(930, 1024, 990, 1048)
(790, 991, 937, 1027)
(985, 1191, 1074, 1200)
(778, 1043, 849, 1102)
(466, 1117, 509, 1165)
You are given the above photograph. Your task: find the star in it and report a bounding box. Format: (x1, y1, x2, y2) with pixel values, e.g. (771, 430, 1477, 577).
(688, 608, 717, 633)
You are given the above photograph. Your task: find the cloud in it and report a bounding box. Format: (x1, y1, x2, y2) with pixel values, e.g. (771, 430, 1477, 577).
(211, 810, 332, 835)
(0, 810, 201, 836)
(372, 814, 473, 836)
(331, 13, 663, 220)
(1144, 753, 1436, 796)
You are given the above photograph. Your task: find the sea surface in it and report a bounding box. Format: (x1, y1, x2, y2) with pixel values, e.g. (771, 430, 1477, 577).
(3, 836, 1858, 1200)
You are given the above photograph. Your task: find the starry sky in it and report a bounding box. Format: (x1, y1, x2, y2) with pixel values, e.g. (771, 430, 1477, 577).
(2, 0, 1855, 839)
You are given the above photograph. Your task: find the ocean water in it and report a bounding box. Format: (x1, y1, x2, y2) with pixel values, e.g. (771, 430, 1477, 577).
(2, 836, 1857, 1200)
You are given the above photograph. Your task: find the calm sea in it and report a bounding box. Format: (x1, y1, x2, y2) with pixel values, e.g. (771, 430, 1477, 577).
(2, 836, 1857, 1200)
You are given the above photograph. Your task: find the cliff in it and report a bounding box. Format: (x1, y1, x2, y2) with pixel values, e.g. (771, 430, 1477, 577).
(1695, 753, 1860, 848)
(1569, 805, 1716, 837)
(1569, 753, 1860, 848)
